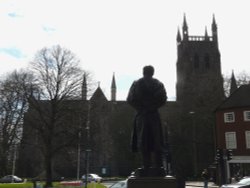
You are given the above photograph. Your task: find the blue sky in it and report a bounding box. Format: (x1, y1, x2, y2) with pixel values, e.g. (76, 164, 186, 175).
(0, 0, 250, 100)
(0, 47, 24, 58)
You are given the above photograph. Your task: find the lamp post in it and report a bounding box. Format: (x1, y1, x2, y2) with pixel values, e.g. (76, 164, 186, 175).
(163, 121, 171, 175)
(189, 111, 198, 177)
(84, 103, 91, 188)
(76, 130, 81, 180)
(84, 127, 91, 188)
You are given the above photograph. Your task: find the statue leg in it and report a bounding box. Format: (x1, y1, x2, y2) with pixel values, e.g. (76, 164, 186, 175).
(154, 151, 163, 168)
(142, 151, 151, 169)
(142, 151, 162, 168)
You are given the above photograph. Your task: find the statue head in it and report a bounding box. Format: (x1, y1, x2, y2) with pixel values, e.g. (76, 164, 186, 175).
(143, 65, 154, 78)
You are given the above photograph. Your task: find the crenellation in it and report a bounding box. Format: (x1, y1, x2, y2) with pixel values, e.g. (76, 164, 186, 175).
(188, 36, 213, 41)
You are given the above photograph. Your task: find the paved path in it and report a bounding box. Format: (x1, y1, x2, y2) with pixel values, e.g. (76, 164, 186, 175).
(186, 181, 219, 188)
(103, 180, 220, 188)
(102, 181, 117, 187)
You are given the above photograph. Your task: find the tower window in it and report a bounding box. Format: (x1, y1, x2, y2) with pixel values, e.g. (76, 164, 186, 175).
(205, 54, 210, 69)
(194, 54, 199, 69)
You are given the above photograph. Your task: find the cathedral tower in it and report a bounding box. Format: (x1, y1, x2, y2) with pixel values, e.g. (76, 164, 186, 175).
(176, 15, 224, 109)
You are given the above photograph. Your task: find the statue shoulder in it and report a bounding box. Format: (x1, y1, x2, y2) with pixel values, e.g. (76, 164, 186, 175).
(152, 78, 165, 88)
(131, 78, 144, 88)
(152, 78, 167, 101)
(128, 79, 140, 96)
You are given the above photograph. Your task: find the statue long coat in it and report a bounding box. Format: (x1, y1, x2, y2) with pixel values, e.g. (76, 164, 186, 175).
(127, 77, 167, 153)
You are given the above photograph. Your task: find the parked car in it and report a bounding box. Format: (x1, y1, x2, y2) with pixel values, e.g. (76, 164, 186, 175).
(81, 174, 102, 182)
(0, 175, 23, 183)
(222, 177, 250, 188)
(110, 180, 127, 188)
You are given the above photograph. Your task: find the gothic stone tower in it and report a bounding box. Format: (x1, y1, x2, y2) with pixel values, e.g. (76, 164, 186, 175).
(176, 15, 224, 110)
(172, 15, 225, 177)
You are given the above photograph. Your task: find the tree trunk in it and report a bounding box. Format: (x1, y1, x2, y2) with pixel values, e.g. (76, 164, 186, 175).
(0, 155, 8, 176)
(44, 148, 53, 187)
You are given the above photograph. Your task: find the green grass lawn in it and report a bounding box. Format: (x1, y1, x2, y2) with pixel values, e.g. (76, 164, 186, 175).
(0, 182, 106, 188)
(0, 182, 33, 188)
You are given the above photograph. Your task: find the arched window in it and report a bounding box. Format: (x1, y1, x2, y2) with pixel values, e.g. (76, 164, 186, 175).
(205, 54, 210, 69)
(194, 54, 199, 69)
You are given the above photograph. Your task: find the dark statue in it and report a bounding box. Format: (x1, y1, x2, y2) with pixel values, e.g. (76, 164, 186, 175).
(127, 65, 167, 177)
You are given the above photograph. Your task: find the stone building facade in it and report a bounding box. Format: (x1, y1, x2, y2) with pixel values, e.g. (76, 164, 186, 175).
(18, 15, 225, 179)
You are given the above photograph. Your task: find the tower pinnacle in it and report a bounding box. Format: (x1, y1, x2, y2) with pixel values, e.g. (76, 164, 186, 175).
(182, 13, 189, 41)
(205, 26, 209, 40)
(229, 70, 238, 95)
(82, 74, 87, 100)
(111, 73, 117, 101)
(177, 27, 181, 43)
(212, 14, 218, 46)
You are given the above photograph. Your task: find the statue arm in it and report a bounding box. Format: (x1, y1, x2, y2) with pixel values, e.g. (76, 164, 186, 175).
(127, 82, 142, 111)
(154, 82, 167, 108)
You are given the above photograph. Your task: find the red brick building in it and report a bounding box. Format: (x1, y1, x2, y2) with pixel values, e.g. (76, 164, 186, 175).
(215, 84, 250, 177)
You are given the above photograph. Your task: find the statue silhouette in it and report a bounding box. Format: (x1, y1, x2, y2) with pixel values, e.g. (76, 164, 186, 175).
(127, 65, 167, 176)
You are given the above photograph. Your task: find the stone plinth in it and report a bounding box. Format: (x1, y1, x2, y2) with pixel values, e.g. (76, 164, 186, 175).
(127, 176, 176, 188)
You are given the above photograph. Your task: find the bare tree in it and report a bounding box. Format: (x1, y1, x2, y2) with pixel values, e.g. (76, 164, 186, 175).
(223, 71, 250, 97)
(30, 45, 84, 100)
(26, 45, 86, 187)
(236, 71, 250, 85)
(0, 70, 34, 176)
